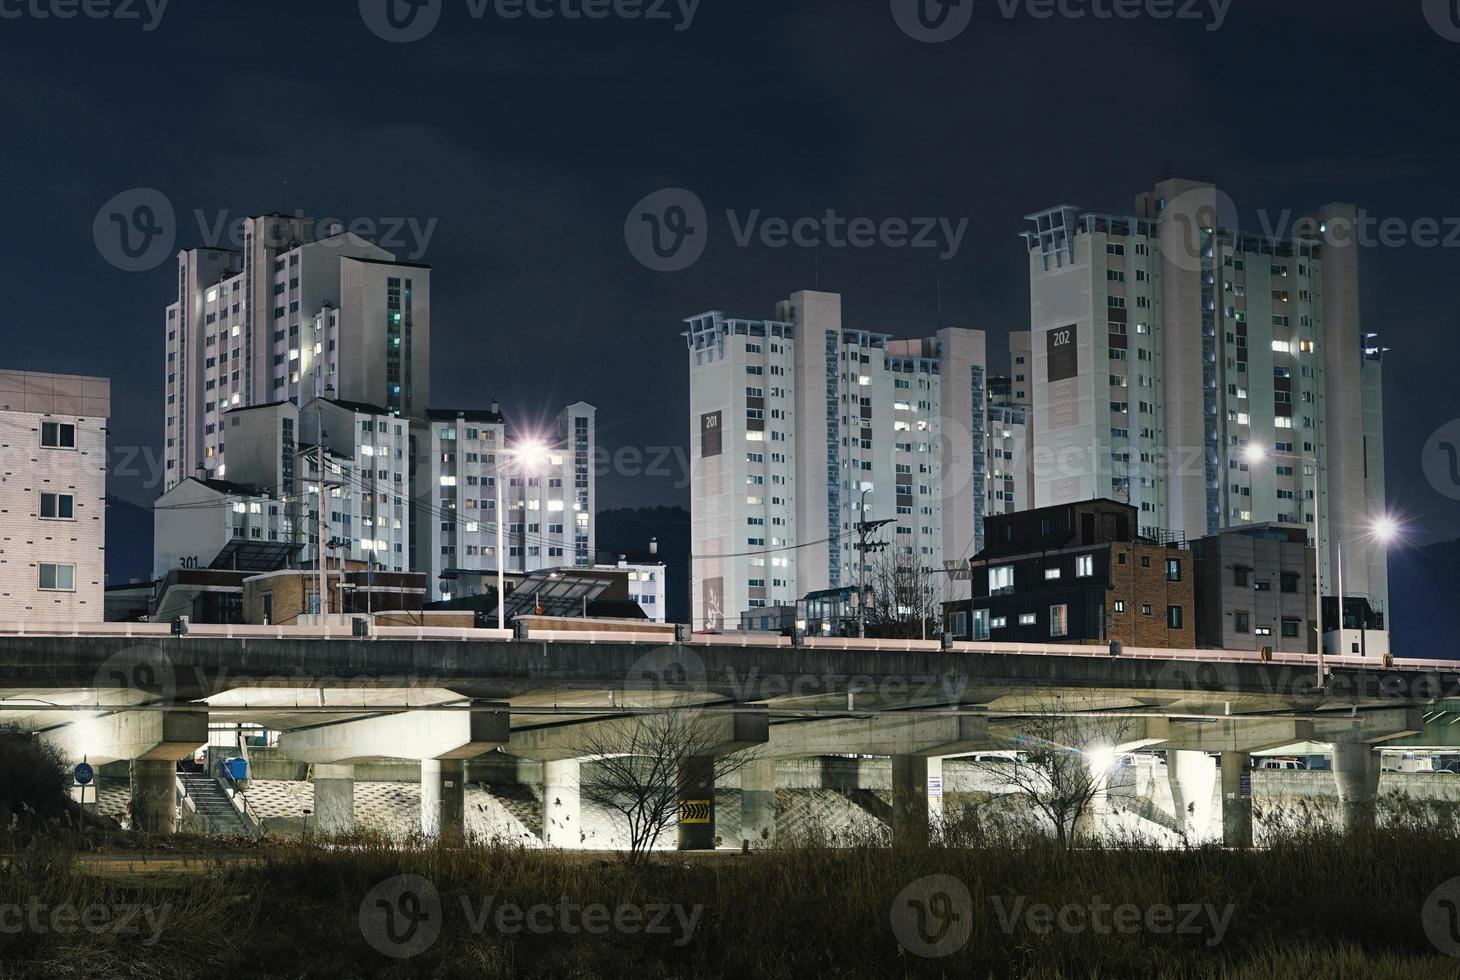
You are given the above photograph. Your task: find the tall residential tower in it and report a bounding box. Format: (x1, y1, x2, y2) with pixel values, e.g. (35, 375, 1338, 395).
(1023, 178, 1388, 615)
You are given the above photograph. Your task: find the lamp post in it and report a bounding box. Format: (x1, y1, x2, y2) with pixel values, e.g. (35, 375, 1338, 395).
(495, 439, 549, 631)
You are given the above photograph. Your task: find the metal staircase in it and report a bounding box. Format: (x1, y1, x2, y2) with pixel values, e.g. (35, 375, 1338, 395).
(177, 772, 251, 836)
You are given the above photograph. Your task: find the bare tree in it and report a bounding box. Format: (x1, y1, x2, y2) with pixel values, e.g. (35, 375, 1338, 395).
(865, 550, 943, 639)
(964, 700, 1135, 850)
(573, 709, 760, 864)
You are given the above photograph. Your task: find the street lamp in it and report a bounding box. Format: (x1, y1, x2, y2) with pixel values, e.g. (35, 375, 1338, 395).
(1243, 443, 1324, 686)
(495, 439, 549, 630)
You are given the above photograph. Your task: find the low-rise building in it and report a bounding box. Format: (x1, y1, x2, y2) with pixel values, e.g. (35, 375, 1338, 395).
(0, 370, 109, 623)
(594, 541, 667, 623)
(953, 499, 1195, 648)
(1192, 524, 1317, 654)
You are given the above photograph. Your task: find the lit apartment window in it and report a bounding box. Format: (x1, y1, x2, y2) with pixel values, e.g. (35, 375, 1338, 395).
(1044, 567, 1061, 581)
(988, 565, 1014, 594)
(1050, 604, 1069, 638)
(1018, 612, 1037, 627)
(38, 563, 75, 592)
(1167, 605, 1183, 630)
(1166, 559, 1181, 582)
(1076, 554, 1094, 577)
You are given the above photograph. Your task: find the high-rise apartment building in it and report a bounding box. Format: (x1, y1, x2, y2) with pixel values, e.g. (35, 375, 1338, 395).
(984, 330, 1034, 519)
(685, 290, 989, 631)
(417, 403, 596, 601)
(1023, 178, 1387, 614)
(0, 370, 109, 622)
(163, 214, 430, 490)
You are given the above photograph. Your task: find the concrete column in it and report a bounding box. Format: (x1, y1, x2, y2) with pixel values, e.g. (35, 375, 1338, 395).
(1333, 742, 1382, 832)
(313, 764, 355, 836)
(891, 756, 931, 848)
(543, 759, 581, 848)
(129, 760, 177, 834)
(677, 755, 716, 850)
(1166, 750, 1217, 843)
(740, 758, 777, 848)
(1220, 751, 1253, 849)
(420, 759, 465, 839)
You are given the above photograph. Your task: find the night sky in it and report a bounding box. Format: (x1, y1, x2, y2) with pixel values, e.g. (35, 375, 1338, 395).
(3, 0, 1458, 568)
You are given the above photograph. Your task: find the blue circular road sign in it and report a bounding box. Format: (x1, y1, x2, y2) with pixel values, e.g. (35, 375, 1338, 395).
(74, 763, 95, 786)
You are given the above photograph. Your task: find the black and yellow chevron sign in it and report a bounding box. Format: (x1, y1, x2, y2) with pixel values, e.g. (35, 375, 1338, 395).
(678, 800, 711, 824)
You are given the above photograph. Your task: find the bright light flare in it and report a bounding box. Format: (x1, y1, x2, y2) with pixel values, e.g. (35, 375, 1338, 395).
(1086, 747, 1117, 775)
(1369, 515, 1402, 545)
(1242, 443, 1266, 465)
(509, 440, 551, 472)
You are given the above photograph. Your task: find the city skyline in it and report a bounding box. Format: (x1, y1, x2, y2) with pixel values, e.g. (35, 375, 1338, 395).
(3, 2, 1456, 554)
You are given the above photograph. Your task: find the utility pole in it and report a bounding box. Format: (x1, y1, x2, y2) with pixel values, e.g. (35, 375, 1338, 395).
(854, 487, 894, 639)
(315, 399, 328, 620)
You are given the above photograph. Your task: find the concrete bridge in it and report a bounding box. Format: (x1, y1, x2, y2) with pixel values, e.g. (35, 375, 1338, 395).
(3, 623, 1458, 847)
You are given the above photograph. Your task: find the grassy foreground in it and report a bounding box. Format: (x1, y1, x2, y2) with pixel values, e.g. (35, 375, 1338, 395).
(4, 809, 1460, 979)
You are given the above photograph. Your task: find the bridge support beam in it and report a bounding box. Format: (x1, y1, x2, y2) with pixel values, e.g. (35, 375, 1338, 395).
(1333, 742, 1381, 832)
(1166, 750, 1217, 843)
(1220, 751, 1253, 849)
(129, 759, 177, 834)
(543, 759, 581, 848)
(421, 759, 465, 839)
(677, 755, 717, 851)
(740, 758, 777, 848)
(891, 755, 937, 848)
(313, 764, 355, 836)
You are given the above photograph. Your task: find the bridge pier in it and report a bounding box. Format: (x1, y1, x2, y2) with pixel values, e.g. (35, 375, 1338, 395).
(313, 764, 355, 835)
(677, 755, 717, 850)
(1166, 750, 1217, 843)
(1333, 742, 1381, 832)
(891, 756, 939, 848)
(421, 759, 465, 839)
(1220, 751, 1253, 848)
(740, 758, 777, 848)
(129, 759, 178, 834)
(543, 759, 581, 848)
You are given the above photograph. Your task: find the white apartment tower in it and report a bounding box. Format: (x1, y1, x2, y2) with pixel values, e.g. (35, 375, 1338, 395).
(163, 214, 430, 490)
(1023, 178, 1388, 614)
(417, 403, 597, 601)
(984, 331, 1034, 518)
(685, 290, 989, 631)
(0, 370, 109, 622)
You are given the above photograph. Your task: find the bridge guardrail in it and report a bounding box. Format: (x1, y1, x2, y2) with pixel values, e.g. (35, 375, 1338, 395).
(0, 622, 1454, 672)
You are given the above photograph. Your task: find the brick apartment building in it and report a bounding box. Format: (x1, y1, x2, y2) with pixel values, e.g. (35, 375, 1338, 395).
(950, 498, 1195, 648)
